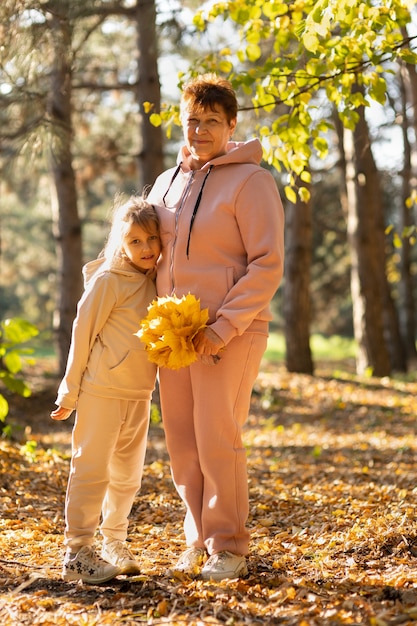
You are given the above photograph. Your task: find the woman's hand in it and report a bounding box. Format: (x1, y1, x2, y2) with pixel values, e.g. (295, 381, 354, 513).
(193, 327, 225, 356)
(50, 406, 73, 421)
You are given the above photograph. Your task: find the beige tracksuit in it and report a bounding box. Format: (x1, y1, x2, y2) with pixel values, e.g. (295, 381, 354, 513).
(148, 138, 285, 556)
(55, 256, 157, 549)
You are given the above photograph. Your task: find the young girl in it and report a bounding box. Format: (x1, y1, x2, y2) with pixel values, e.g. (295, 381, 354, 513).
(51, 196, 161, 584)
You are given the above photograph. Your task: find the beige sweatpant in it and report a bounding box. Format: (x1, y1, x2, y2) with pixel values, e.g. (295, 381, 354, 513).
(64, 392, 150, 550)
(159, 330, 268, 557)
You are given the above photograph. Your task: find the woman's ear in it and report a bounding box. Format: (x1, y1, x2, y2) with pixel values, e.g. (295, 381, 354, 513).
(229, 118, 237, 137)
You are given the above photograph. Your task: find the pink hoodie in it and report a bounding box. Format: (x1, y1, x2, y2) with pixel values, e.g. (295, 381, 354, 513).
(148, 138, 285, 346)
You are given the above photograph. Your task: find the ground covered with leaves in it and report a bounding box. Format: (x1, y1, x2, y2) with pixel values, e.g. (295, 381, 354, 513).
(1, 358, 417, 625)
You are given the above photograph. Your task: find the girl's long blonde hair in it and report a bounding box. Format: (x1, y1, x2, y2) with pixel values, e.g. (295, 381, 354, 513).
(102, 195, 159, 263)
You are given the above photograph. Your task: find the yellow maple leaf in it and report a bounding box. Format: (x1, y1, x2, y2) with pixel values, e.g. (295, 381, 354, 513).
(137, 294, 209, 370)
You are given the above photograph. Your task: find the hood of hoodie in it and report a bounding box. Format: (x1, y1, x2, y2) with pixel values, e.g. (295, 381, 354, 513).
(82, 255, 144, 288)
(177, 137, 264, 172)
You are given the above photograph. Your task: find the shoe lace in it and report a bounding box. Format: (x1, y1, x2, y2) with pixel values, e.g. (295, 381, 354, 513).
(207, 552, 226, 565)
(64, 546, 105, 568)
(76, 547, 107, 568)
(110, 542, 134, 560)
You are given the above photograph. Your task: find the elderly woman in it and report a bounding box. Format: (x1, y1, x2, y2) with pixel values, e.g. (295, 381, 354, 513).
(147, 73, 285, 581)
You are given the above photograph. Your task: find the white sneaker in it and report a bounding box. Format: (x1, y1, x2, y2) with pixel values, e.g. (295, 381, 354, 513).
(63, 545, 120, 583)
(168, 547, 206, 578)
(102, 540, 141, 575)
(200, 551, 248, 581)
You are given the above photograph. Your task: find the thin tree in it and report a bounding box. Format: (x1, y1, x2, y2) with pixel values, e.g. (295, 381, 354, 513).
(398, 64, 417, 361)
(47, 3, 83, 374)
(136, 0, 163, 189)
(284, 177, 314, 374)
(344, 101, 392, 376)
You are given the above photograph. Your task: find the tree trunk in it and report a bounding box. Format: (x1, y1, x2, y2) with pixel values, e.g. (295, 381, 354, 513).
(284, 183, 314, 374)
(344, 106, 392, 376)
(136, 0, 164, 190)
(48, 7, 83, 375)
(399, 55, 417, 361)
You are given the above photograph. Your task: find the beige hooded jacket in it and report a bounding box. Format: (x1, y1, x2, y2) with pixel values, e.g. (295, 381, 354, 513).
(55, 256, 157, 410)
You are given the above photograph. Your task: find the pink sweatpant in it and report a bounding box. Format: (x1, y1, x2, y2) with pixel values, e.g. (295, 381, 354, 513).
(64, 392, 149, 549)
(159, 330, 268, 556)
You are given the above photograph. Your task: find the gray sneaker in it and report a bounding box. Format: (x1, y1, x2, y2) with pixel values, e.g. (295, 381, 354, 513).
(200, 551, 248, 581)
(168, 547, 206, 578)
(102, 540, 141, 575)
(63, 545, 120, 583)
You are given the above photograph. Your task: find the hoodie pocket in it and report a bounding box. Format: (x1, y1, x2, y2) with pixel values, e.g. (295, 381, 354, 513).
(107, 349, 156, 392)
(86, 344, 156, 393)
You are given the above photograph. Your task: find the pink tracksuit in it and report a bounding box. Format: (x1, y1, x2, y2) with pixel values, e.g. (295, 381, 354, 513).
(148, 138, 284, 555)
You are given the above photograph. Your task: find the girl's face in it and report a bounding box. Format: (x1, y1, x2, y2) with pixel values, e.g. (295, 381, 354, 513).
(122, 223, 161, 273)
(181, 103, 236, 168)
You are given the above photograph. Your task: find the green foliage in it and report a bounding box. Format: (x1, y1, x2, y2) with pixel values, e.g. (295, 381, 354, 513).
(0, 318, 39, 425)
(150, 0, 416, 200)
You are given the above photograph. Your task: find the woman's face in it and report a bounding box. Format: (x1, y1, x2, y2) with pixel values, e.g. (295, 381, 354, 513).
(181, 103, 236, 168)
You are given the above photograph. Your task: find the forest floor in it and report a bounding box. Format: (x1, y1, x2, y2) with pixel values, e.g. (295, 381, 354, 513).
(1, 357, 417, 625)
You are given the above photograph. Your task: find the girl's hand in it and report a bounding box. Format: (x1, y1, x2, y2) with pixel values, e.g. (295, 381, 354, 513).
(50, 406, 73, 421)
(193, 327, 225, 356)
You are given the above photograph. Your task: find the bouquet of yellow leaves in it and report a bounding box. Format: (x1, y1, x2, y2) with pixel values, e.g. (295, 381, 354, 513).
(137, 294, 209, 370)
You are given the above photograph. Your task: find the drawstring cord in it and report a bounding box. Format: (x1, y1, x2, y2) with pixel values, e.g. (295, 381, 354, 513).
(162, 165, 181, 207)
(186, 165, 213, 258)
(162, 163, 214, 259)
